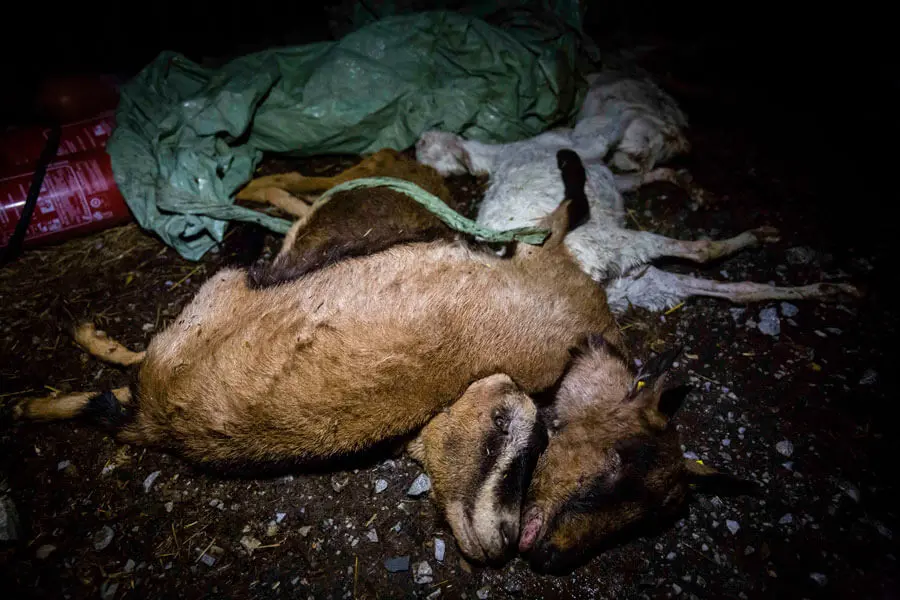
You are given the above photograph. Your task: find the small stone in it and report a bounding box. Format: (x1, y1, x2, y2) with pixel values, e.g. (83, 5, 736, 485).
(93, 525, 115, 550)
(374, 479, 388, 494)
(744, 546, 755, 555)
(100, 581, 119, 600)
(666, 551, 677, 560)
(209, 498, 225, 510)
(384, 556, 410, 572)
(165, 501, 174, 513)
(780, 302, 799, 317)
(413, 561, 433, 584)
(407, 474, 432, 497)
(275, 512, 287, 523)
(35, 544, 56, 559)
(299, 526, 312, 538)
(331, 475, 349, 493)
(859, 369, 878, 385)
(757, 307, 781, 336)
(0, 495, 21, 541)
(810, 572, 828, 586)
(427, 590, 442, 600)
(775, 440, 794, 457)
(434, 538, 446, 562)
(57, 460, 71, 471)
(200, 553, 216, 567)
(721, 439, 731, 447)
(266, 522, 279, 537)
(366, 529, 379, 543)
(477, 587, 490, 599)
(124, 559, 136, 573)
(779, 513, 794, 525)
(683, 451, 699, 461)
(143, 470, 162, 493)
(672, 583, 683, 595)
(875, 522, 893, 540)
(142, 322, 155, 332)
(841, 482, 861, 503)
(240, 536, 262, 553)
(729, 307, 746, 322)
(726, 520, 740, 535)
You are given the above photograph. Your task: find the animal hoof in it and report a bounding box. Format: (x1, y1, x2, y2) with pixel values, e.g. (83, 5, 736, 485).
(750, 226, 780, 244)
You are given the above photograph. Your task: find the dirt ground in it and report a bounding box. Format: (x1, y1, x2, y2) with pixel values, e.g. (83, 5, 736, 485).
(2, 55, 898, 600)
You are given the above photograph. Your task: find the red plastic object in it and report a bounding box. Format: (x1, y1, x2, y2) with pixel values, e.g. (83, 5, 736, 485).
(0, 146, 131, 249)
(0, 112, 117, 172)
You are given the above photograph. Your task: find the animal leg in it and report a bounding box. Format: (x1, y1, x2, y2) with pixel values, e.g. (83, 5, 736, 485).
(634, 226, 781, 264)
(606, 265, 861, 314)
(614, 167, 708, 206)
(12, 387, 132, 421)
(73, 323, 145, 366)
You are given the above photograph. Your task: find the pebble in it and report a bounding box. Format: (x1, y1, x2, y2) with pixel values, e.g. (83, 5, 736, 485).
(35, 544, 56, 559)
(427, 590, 442, 600)
(266, 522, 279, 537)
(729, 307, 746, 322)
(331, 475, 349, 493)
(366, 529, 379, 543)
(209, 498, 225, 510)
(840, 482, 861, 503)
(672, 583, 683, 595)
(275, 512, 287, 523)
(477, 587, 491, 599)
(165, 501, 174, 513)
(413, 561, 434, 584)
(744, 546, 755, 555)
(757, 307, 781, 336)
(240, 535, 262, 553)
(810, 572, 828, 586)
(434, 538, 446, 562)
(384, 556, 410, 572)
(779, 513, 794, 525)
(726, 520, 740, 534)
(93, 525, 115, 550)
(776, 440, 794, 457)
(124, 559, 136, 573)
(200, 553, 217, 567)
(57, 460, 71, 471)
(374, 479, 388, 494)
(407, 474, 432, 497)
(143, 470, 162, 492)
(100, 581, 119, 600)
(299, 526, 312, 538)
(859, 369, 878, 385)
(666, 551, 677, 560)
(683, 451, 699, 460)
(0, 495, 21, 541)
(780, 302, 799, 318)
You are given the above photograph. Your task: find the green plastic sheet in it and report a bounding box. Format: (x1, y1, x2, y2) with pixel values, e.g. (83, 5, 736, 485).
(107, 8, 593, 260)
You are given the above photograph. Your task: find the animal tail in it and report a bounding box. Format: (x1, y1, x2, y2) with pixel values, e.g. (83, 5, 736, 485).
(540, 149, 591, 250)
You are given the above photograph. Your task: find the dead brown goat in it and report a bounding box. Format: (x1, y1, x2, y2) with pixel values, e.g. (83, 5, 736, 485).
(12, 150, 737, 571)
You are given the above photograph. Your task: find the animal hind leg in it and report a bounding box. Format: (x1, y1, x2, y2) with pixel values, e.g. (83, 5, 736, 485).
(606, 265, 861, 314)
(73, 323, 145, 366)
(12, 387, 132, 422)
(631, 226, 782, 264)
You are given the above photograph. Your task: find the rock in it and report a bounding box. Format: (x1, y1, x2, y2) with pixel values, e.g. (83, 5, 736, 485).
(374, 479, 388, 494)
(199, 553, 216, 567)
(775, 440, 794, 457)
(427, 590, 442, 600)
(331, 475, 349, 493)
(477, 587, 491, 599)
(413, 561, 433, 584)
(240, 536, 261, 553)
(366, 529, 379, 543)
(407, 474, 432, 497)
(786, 246, 815, 265)
(0, 495, 21, 541)
(757, 307, 781, 336)
(165, 501, 174, 513)
(666, 551, 677, 560)
(672, 583, 683, 595)
(143, 470, 162, 492)
(35, 544, 56, 559)
(299, 526, 312, 538)
(810, 572, 828, 586)
(93, 525, 115, 550)
(840, 482, 861, 503)
(859, 369, 878, 386)
(726, 520, 740, 535)
(57, 460, 72, 471)
(729, 308, 746, 322)
(124, 559, 136, 573)
(266, 522, 278, 537)
(780, 302, 799, 318)
(100, 581, 119, 600)
(384, 556, 410, 572)
(744, 546, 755, 555)
(683, 451, 699, 461)
(778, 513, 794, 525)
(275, 512, 287, 523)
(434, 538, 446, 562)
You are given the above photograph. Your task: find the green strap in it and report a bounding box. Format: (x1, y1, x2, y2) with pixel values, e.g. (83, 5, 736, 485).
(315, 177, 550, 245)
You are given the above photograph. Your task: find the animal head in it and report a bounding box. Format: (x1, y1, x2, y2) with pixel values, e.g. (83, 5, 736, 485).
(520, 335, 739, 573)
(415, 130, 474, 176)
(408, 374, 547, 564)
(611, 116, 691, 173)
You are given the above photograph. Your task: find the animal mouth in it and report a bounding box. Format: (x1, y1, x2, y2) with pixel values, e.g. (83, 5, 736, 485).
(518, 506, 544, 553)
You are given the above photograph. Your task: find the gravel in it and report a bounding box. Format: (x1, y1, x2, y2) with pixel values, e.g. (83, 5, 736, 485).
(407, 473, 432, 497)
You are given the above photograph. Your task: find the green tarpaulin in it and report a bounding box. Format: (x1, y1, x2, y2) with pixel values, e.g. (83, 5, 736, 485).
(107, 7, 594, 259)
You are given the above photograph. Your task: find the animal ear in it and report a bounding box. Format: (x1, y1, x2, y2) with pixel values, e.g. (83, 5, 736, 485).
(628, 345, 683, 400)
(683, 459, 760, 496)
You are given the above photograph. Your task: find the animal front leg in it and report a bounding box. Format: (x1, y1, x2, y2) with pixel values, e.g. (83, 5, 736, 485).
(606, 266, 861, 314)
(614, 167, 708, 206)
(74, 323, 145, 366)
